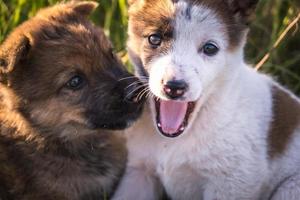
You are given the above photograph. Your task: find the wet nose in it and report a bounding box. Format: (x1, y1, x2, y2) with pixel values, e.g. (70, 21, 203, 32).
(163, 80, 188, 99)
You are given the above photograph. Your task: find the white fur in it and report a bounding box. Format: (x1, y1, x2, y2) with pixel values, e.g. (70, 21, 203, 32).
(113, 2, 300, 200)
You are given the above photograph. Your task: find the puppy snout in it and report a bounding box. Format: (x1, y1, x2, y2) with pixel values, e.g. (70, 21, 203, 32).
(163, 80, 188, 99)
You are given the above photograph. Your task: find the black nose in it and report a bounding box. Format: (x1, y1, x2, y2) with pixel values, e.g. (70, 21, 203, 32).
(163, 80, 188, 99)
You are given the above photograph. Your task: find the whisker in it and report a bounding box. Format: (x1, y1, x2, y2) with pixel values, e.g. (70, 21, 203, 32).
(138, 75, 149, 79)
(118, 76, 137, 82)
(146, 89, 156, 100)
(124, 85, 145, 100)
(137, 87, 150, 101)
(146, 91, 152, 99)
(136, 88, 147, 101)
(143, 89, 152, 100)
(138, 78, 149, 83)
(125, 81, 141, 90)
(118, 75, 149, 82)
(150, 94, 155, 100)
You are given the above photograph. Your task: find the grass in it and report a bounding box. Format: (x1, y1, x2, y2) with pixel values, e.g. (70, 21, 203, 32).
(247, 0, 300, 94)
(0, 0, 299, 94)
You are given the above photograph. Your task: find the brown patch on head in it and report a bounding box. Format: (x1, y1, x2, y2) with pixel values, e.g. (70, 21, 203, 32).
(127, 0, 259, 73)
(268, 84, 300, 158)
(129, 0, 175, 36)
(189, 0, 259, 48)
(128, 0, 175, 67)
(225, 0, 259, 22)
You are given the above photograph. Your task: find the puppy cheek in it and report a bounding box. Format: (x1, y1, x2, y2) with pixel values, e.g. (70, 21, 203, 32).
(61, 111, 87, 125)
(191, 58, 223, 92)
(149, 64, 165, 98)
(182, 67, 203, 101)
(30, 101, 87, 128)
(186, 80, 203, 101)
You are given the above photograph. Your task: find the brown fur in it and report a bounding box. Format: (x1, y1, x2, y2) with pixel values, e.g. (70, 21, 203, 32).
(0, 1, 144, 199)
(127, 0, 259, 78)
(268, 84, 300, 158)
(128, 0, 258, 56)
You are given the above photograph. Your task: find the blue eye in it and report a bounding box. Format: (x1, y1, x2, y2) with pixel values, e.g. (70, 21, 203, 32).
(66, 75, 85, 90)
(148, 34, 162, 47)
(202, 42, 219, 56)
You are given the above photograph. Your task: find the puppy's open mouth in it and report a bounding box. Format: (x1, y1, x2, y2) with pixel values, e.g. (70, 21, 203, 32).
(154, 99, 196, 138)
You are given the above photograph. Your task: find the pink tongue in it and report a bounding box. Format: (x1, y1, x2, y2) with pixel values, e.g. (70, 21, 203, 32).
(160, 100, 188, 134)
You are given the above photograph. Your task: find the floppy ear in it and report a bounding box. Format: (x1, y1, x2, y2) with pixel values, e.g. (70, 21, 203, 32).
(0, 35, 31, 74)
(69, 1, 99, 17)
(226, 0, 259, 24)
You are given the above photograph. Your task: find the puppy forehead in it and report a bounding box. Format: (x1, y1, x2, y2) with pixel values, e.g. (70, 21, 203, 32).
(129, 0, 175, 36)
(33, 23, 114, 72)
(171, 2, 228, 56)
(174, 2, 224, 36)
(130, 0, 243, 49)
(135, 1, 217, 22)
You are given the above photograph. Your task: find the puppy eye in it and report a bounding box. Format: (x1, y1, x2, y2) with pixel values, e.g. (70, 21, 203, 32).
(148, 34, 162, 47)
(201, 42, 219, 56)
(66, 75, 85, 90)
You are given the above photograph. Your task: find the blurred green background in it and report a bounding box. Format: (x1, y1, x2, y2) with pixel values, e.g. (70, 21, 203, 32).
(0, 0, 299, 94)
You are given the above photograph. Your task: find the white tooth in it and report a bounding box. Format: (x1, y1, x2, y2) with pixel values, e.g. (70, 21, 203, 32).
(180, 127, 185, 131)
(157, 123, 161, 128)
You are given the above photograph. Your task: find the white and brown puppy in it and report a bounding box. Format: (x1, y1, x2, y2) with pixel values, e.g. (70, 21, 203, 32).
(113, 0, 300, 200)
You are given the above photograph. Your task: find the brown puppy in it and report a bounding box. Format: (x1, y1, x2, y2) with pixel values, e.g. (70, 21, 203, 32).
(0, 1, 144, 200)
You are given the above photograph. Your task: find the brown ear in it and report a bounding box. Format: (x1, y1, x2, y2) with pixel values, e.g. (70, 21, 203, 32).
(70, 1, 99, 17)
(0, 35, 30, 74)
(226, 0, 259, 24)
